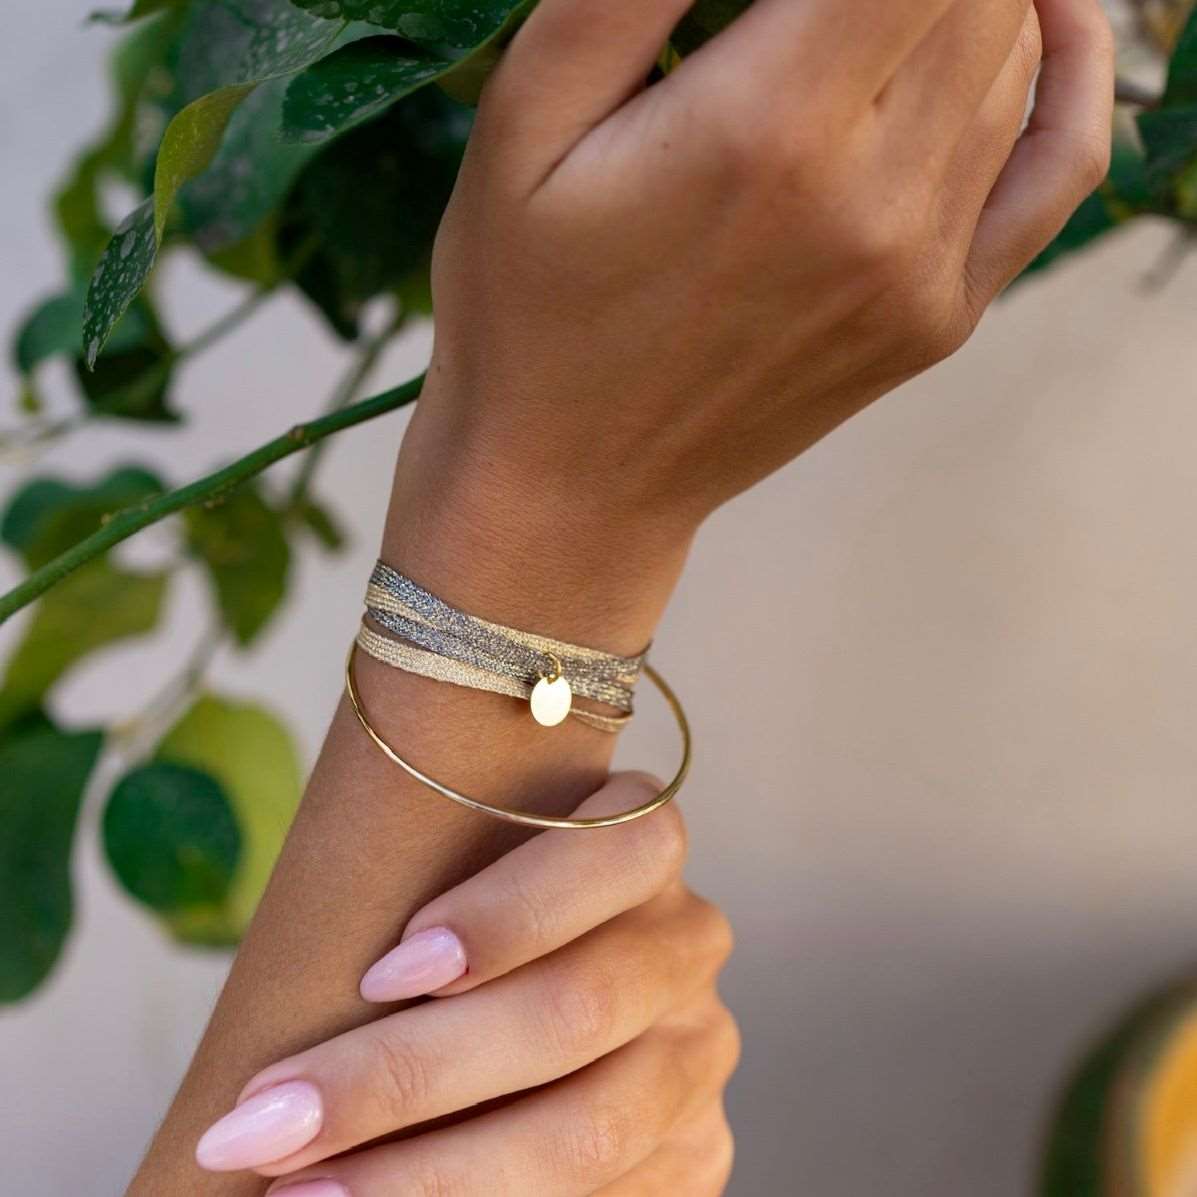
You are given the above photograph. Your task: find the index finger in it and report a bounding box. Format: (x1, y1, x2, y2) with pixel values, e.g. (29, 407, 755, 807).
(358, 772, 686, 1003)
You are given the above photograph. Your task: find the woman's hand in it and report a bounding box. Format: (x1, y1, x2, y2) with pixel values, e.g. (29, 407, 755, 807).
(390, 0, 1113, 620)
(192, 775, 739, 1196)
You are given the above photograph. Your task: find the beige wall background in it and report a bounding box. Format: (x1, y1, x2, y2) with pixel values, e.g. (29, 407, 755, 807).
(5, 5, 1197, 1195)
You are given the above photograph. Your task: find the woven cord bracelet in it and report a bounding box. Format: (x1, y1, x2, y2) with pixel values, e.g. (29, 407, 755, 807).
(360, 563, 646, 731)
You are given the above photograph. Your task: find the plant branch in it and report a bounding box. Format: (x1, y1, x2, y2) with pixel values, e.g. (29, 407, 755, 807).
(0, 372, 425, 625)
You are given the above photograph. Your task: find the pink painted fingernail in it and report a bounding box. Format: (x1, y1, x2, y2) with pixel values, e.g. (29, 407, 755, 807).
(360, 926, 467, 1002)
(195, 1080, 323, 1171)
(269, 1182, 350, 1197)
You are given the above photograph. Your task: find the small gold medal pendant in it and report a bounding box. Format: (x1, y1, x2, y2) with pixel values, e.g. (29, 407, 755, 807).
(530, 652, 572, 727)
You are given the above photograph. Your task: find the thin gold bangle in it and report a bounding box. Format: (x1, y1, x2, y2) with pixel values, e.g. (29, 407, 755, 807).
(345, 641, 692, 830)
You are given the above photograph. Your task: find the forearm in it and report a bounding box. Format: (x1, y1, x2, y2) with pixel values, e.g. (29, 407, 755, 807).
(128, 392, 692, 1196)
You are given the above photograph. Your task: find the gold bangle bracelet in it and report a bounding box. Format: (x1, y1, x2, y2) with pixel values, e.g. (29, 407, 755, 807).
(345, 641, 692, 830)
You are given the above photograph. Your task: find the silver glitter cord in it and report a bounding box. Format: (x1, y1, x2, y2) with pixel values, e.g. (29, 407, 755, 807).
(365, 562, 645, 712)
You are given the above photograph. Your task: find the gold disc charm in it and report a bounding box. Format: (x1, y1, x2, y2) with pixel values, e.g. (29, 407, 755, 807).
(530, 653, 572, 727)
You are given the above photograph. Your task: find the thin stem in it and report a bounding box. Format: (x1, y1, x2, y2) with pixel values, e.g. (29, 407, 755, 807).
(0, 285, 277, 456)
(173, 283, 276, 363)
(0, 372, 425, 624)
(113, 625, 223, 762)
(286, 309, 407, 512)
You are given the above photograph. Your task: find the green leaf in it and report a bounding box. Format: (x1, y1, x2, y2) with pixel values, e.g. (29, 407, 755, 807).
(0, 725, 104, 1003)
(0, 560, 168, 731)
(173, 0, 345, 100)
(292, 497, 346, 551)
(81, 0, 355, 355)
(288, 0, 525, 48)
(1138, 105, 1197, 216)
(433, 0, 534, 105)
(671, 0, 750, 54)
(184, 483, 291, 645)
(52, 11, 183, 279)
(282, 89, 467, 336)
(179, 76, 326, 252)
(281, 36, 450, 143)
(72, 327, 178, 423)
(81, 197, 157, 368)
(14, 287, 178, 421)
(157, 695, 302, 931)
(0, 467, 168, 728)
(153, 82, 259, 243)
(103, 762, 241, 918)
(12, 293, 86, 376)
(1, 465, 164, 570)
(1164, 6, 1197, 108)
(202, 216, 285, 285)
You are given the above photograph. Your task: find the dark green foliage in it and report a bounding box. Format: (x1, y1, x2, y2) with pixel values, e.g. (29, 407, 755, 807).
(671, 0, 751, 54)
(281, 36, 450, 143)
(0, 726, 104, 1001)
(184, 483, 291, 645)
(288, 0, 523, 48)
(281, 88, 468, 337)
(2, 466, 164, 569)
(103, 762, 241, 914)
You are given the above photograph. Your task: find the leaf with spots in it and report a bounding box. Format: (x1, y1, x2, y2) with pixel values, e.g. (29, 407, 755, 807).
(81, 198, 157, 368)
(80, 0, 347, 362)
(288, 0, 525, 49)
(179, 76, 327, 252)
(281, 36, 450, 143)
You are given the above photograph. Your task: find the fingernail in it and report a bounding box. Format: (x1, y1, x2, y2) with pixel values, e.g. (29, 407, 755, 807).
(360, 926, 467, 1002)
(195, 1080, 323, 1171)
(269, 1182, 350, 1197)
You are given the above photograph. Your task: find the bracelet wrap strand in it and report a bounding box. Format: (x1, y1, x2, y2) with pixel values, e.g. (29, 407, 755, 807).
(345, 641, 692, 830)
(359, 562, 647, 732)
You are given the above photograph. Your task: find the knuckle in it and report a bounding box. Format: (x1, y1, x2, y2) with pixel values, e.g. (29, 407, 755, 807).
(500, 862, 560, 947)
(539, 963, 620, 1059)
(711, 1003, 744, 1086)
(551, 1103, 630, 1178)
(623, 790, 689, 892)
(691, 894, 736, 970)
(1074, 134, 1113, 191)
(406, 1159, 470, 1197)
(839, 208, 914, 277)
(704, 1114, 737, 1190)
(366, 1027, 433, 1123)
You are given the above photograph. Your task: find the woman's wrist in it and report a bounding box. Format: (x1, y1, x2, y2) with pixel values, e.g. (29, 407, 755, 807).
(379, 392, 696, 656)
